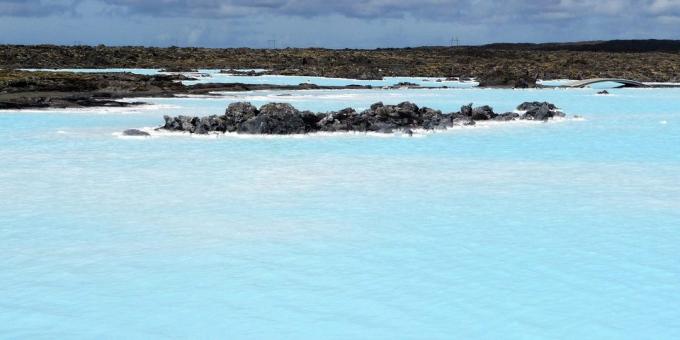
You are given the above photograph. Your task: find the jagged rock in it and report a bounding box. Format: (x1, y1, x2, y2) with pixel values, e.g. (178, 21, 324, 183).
(515, 101, 564, 120)
(300, 111, 323, 132)
(226, 102, 258, 120)
(239, 103, 306, 134)
(494, 112, 520, 121)
(523, 105, 550, 120)
(370, 102, 384, 111)
(517, 101, 557, 111)
(156, 100, 564, 135)
(420, 107, 447, 129)
(460, 103, 473, 117)
(397, 101, 419, 115)
(193, 115, 225, 134)
(471, 105, 497, 120)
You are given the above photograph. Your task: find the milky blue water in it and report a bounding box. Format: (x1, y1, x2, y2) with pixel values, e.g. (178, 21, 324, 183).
(21, 68, 478, 88)
(2, 82, 680, 338)
(179, 70, 478, 88)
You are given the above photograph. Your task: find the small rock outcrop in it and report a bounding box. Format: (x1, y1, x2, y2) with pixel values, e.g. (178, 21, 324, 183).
(155, 101, 565, 135)
(516, 102, 565, 120)
(122, 129, 150, 136)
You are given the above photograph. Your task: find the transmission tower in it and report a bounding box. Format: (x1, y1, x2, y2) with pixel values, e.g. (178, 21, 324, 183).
(450, 36, 460, 48)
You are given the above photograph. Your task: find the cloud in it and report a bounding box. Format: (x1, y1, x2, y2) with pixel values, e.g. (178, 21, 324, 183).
(88, 0, 648, 21)
(1, 0, 680, 47)
(93, 0, 514, 20)
(3, 0, 678, 23)
(0, 0, 76, 16)
(647, 0, 680, 17)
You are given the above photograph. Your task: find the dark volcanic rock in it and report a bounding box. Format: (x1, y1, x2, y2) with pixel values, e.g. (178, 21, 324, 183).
(162, 115, 197, 132)
(221, 69, 263, 76)
(226, 101, 258, 117)
(517, 101, 564, 121)
(225, 102, 258, 131)
(420, 107, 448, 129)
(300, 111, 323, 132)
(157, 100, 565, 135)
(0, 95, 141, 109)
(471, 105, 497, 120)
(460, 103, 473, 117)
(240, 103, 306, 134)
(0, 69, 181, 109)
(4, 42, 680, 86)
(517, 101, 557, 111)
(122, 129, 150, 136)
(160, 67, 198, 73)
(494, 112, 521, 121)
(193, 115, 226, 134)
(386, 82, 421, 89)
(477, 67, 537, 88)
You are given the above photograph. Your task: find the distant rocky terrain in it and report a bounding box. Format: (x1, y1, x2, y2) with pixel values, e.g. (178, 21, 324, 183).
(2, 40, 680, 88)
(2, 40, 679, 109)
(0, 70, 182, 109)
(149, 101, 564, 136)
(0, 70, 373, 109)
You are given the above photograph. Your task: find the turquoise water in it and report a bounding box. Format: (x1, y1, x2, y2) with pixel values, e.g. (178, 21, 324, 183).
(1, 85, 680, 338)
(180, 70, 478, 88)
(21, 68, 478, 87)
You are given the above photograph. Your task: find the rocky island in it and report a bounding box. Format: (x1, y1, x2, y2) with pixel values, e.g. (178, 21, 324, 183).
(145, 101, 564, 136)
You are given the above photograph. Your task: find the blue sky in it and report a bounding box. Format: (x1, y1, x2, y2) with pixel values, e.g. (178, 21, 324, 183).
(1, 0, 680, 47)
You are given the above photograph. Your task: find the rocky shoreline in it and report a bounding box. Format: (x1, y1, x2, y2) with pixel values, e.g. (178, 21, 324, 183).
(0, 70, 180, 109)
(185, 82, 375, 94)
(145, 101, 565, 136)
(3, 41, 680, 88)
(0, 70, 378, 109)
(5, 39, 677, 109)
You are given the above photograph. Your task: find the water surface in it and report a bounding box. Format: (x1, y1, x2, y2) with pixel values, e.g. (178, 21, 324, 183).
(1, 83, 679, 339)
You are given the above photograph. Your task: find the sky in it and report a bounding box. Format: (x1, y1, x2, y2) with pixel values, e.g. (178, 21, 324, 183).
(1, 0, 680, 48)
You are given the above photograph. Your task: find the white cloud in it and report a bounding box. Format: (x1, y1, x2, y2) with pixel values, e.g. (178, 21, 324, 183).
(648, 0, 680, 14)
(1, 0, 680, 47)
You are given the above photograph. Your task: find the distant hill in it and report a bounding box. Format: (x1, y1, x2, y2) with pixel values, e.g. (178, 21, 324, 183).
(480, 40, 680, 53)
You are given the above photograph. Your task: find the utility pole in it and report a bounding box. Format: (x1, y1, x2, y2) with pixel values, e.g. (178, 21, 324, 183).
(449, 35, 460, 78)
(450, 36, 460, 48)
(267, 39, 277, 49)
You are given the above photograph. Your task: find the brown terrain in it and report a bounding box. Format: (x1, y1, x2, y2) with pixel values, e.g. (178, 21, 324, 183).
(1, 40, 679, 109)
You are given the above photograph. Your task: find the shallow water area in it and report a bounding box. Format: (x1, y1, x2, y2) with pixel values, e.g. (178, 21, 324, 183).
(1, 78, 680, 339)
(21, 68, 479, 87)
